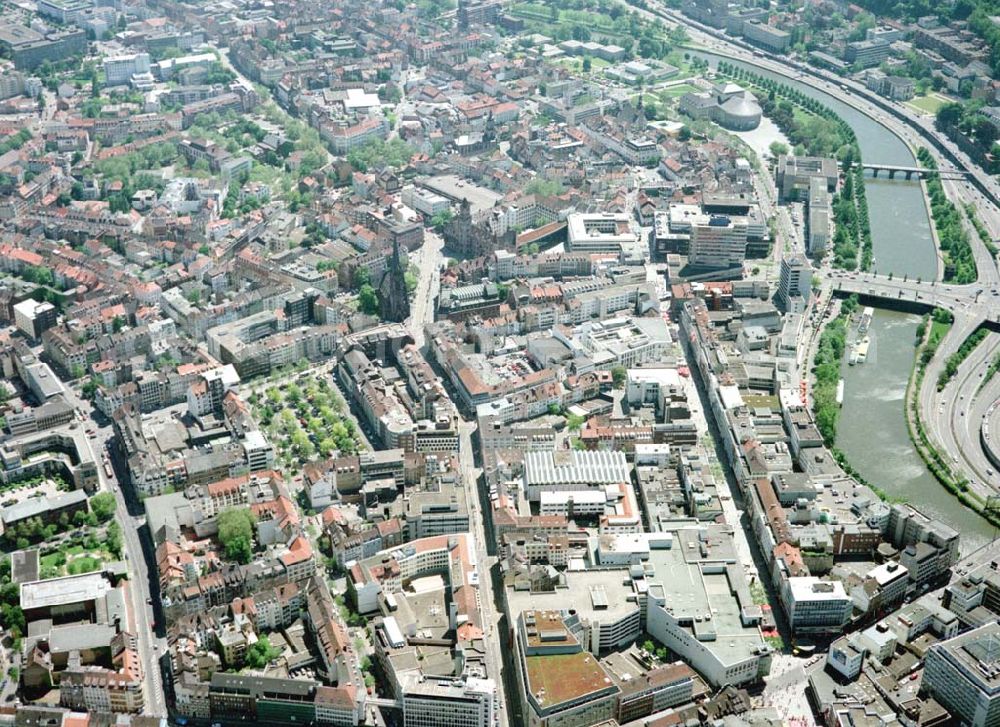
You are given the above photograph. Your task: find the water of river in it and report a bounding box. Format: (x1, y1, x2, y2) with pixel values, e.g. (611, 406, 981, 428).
(690, 52, 938, 281)
(837, 309, 994, 552)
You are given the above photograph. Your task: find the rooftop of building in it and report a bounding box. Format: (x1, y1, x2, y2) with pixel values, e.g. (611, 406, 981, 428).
(524, 650, 618, 711)
(506, 568, 639, 627)
(20, 572, 113, 611)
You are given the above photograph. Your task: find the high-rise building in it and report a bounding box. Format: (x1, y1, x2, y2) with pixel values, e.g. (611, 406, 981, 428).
(807, 177, 831, 255)
(13, 299, 58, 341)
(688, 214, 749, 269)
(778, 254, 812, 312)
(923, 622, 1000, 727)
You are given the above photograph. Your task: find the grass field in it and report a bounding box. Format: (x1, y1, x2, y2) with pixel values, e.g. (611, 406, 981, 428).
(66, 556, 102, 575)
(658, 83, 699, 100)
(906, 94, 947, 115)
(41, 544, 112, 578)
(930, 317, 952, 345)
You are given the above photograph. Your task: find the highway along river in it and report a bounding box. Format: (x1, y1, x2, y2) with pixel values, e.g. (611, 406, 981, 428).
(691, 51, 989, 545)
(692, 51, 938, 280)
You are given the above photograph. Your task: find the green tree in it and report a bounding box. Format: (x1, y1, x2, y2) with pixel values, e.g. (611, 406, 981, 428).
(106, 521, 123, 558)
(217, 508, 256, 564)
(353, 267, 371, 289)
(358, 284, 379, 315)
(610, 365, 627, 388)
(89, 492, 116, 523)
(430, 209, 454, 230)
(81, 379, 99, 400)
(244, 637, 280, 668)
(768, 141, 789, 157)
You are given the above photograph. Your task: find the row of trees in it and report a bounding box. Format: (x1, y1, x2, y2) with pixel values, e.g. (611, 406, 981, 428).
(0, 560, 25, 649)
(0, 129, 31, 155)
(938, 327, 988, 390)
(917, 148, 978, 284)
(812, 296, 858, 445)
(830, 166, 873, 270)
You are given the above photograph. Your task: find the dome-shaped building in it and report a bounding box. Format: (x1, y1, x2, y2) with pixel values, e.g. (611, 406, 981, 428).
(717, 92, 762, 131)
(678, 82, 763, 132)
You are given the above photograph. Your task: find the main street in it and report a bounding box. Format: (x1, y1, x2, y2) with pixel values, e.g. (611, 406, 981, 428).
(408, 229, 444, 350)
(61, 385, 167, 716)
(458, 421, 508, 727)
(408, 227, 507, 725)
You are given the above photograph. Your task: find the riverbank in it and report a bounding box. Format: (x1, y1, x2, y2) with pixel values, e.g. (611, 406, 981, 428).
(810, 300, 905, 503)
(916, 148, 977, 285)
(918, 177, 946, 282)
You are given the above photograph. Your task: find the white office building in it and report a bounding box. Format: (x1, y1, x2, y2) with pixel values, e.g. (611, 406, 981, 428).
(782, 577, 853, 634)
(567, 213, 638, 255)
(923, 622, 1000, 727)
(402, 675, 495, 727)
(401, 185, 451, 217)
(103, 53, 152, 86)
(778, 254, 812, 312)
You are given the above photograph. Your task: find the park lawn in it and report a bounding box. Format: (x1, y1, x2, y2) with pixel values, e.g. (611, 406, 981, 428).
(66, 556, 102, 575)
(41, 545, 115, 577)
(906, 94, 947, 115)
(658, 83, 699, 99)
(629, 93, 659, 106)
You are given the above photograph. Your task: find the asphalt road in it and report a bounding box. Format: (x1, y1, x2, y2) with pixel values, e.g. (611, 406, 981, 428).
(458, 421, 508, 727)
(61, 385, 168, 716)
(408, 229, 443, 350)
(933, 332, 1000, 491)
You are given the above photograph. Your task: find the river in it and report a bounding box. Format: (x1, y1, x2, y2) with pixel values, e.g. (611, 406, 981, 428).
(690, 52, 939, 281)
(838, 309, 994, 551)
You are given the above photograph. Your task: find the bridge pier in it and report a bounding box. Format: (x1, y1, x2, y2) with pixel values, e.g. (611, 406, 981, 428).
(871, 168, 879, 178)
(888, 169, 896, 180)
(905, 170, 914, 181)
